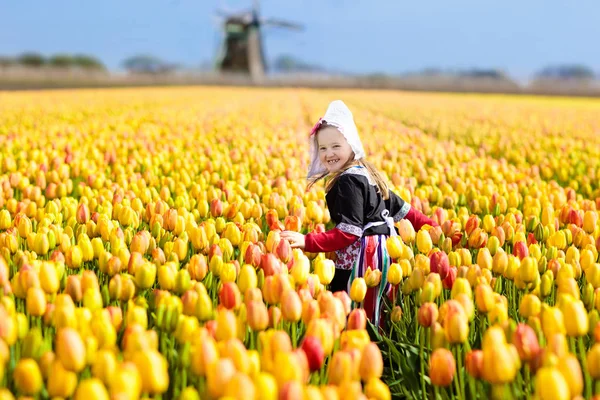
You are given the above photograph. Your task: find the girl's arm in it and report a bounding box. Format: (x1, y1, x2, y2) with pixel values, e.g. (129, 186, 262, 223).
(387, 189, 438, 231)
(404, 207, 438, 231)
(304, 228, 358, 253)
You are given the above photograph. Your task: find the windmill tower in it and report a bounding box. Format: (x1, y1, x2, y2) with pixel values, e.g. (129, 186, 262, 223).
(215, 0, 303, 82)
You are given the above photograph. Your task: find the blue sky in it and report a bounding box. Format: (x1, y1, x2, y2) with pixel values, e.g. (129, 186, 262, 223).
(1, 0, 599, 80)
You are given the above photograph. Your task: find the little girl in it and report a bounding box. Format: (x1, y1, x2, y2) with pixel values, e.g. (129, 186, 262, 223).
(281, 100, 437, 326)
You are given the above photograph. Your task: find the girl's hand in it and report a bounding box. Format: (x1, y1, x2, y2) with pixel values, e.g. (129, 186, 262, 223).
(280, 231, 306, 249)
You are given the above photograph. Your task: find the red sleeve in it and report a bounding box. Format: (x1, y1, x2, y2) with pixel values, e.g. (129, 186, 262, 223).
(305, 228, 358, 253)
(405, 208, 439, 231)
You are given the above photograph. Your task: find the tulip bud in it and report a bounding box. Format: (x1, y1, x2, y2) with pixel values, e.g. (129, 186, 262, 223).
(444, 306, 469, 344)
(389, 305, 403, 323)
(416, 229, 433, 254)
(465, 350, 483, 379)
(450, 277, 472, 300)
(237, 300, 265, 334)
(512, 323, 540, 361)
(475, 283, 495, 314)
(520, 294, 541, 319)
(386, 236, 404, 259)
(349, 277, 367, 303)
(290, 255, 310, 286)
(563, 299, 589, 337)
(364, 267, 382, 288)
(430, 251, 450, 280)
(359, 342, 383, 381)
(219, 282, 241, 310)
(73, 378, 110, 400)
(557, 353, 583, 398)
(132, 349, 169, 395)
(327, 351, 353, 385)
(387, 263, 403, 286)
(468, 228, 488, 249)
(342, 309, 365, 332)
(281, 289, 302, 322)
(47, 358, 78, 398)
(315, 259, 335, 285)
(301, 335, 325, 372)
(26, 287, 47, 317)
(92, 349, 117, 387)
(429, 322, 447, 350)
(418, 302, 438, 328)
(14, 358, 43, 395)
(364, 378, 391, 400)
(56, 327, 86, 372)
(491, 250, 508, 276)
(429, 348, 455, 387)
(535, 367, 571, 400)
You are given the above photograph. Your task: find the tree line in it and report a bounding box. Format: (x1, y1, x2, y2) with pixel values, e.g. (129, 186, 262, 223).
(1, 52, 597, 81)
(0, 52, 106, 70)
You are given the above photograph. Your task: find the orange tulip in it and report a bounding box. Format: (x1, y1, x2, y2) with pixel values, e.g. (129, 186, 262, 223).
(429, 348, 455, 387)
(55, 327, 86, 373)
(359, 342, 383, 381)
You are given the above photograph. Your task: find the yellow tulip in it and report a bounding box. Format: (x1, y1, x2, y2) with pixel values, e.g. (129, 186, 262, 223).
(349, 278, 367, 303)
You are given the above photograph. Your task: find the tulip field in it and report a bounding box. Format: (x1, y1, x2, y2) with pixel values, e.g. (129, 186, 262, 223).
(1, 87, 600, 400)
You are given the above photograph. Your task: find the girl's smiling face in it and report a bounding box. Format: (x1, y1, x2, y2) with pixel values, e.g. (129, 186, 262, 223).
(317, 125, 354, 173)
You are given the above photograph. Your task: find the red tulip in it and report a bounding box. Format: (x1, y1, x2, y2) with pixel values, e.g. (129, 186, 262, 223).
(512, 241, 529, 260)
(512, 323, 540, 361)
(443, 267, 457, 290)
(465, 215, 480, 236)
(219, 282, 241, 310)
(430, 251, 450, 280)
(347, 309, 367, 330)
(260, 253, 282, 277)
(465, 350, 483, 379)
(301, 335, 325, 372)
(244, 244, 262, 267)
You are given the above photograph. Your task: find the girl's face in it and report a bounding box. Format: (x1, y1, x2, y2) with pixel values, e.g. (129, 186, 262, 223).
(317, 126, 354, 173)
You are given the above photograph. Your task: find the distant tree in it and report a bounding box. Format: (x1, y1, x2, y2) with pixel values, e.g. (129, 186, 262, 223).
(273, 54, 325, 73)
(420, 68, 444, 76)
(48, 54, 74, 68)
(535, 64, 596, 80)
(122, 54, 176, 74)
(72, 54, 106, 70)
(17, 52, 46, 67)
(0, 56, 15, 67)
(458, 68, 508, 79)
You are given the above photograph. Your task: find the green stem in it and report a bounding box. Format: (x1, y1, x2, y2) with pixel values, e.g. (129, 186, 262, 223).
(414, 307, 419, 342)
(579, 337, 592, 400)
(291, 322, 297, 348)
(457, 344, 466, 400)
(197, 377, 206, 398)
(420, 328, 426, 398)
(524, 363, 531, 396)
(453, 346, 463, 400)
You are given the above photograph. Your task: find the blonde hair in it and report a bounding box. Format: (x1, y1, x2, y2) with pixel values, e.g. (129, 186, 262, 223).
(307, 125, 390, 200)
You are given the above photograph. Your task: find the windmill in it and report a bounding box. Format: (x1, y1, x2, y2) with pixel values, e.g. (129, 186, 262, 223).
(214, 0, 303, 82)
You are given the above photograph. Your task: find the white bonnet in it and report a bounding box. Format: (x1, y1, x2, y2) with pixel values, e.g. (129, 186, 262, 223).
(307, 100, 366, 179)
